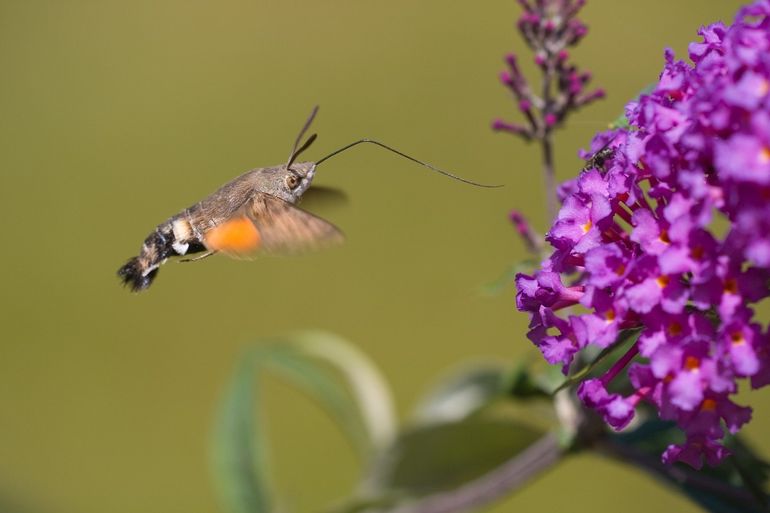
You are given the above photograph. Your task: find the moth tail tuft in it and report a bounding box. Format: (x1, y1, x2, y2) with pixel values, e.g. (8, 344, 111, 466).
(117, 257, 158, 292)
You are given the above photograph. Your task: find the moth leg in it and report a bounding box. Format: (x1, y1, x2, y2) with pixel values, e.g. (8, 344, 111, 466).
(180, 251, 217, 263)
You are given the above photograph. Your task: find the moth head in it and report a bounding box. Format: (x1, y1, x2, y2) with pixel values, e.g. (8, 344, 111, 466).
(275, 162, 316, 203)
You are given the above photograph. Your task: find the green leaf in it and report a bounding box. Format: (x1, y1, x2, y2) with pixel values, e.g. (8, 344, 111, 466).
(211, 352, 272, 513)
(727, 435, 770, 506)
(507, 360, 556, 399)
(288, 331, 396, 449)
(211, 332, 396, 513)
(261, 344, 373, 455)
(552, 328, 641, 394)
(412, 364, 509, 424)
(366, 416, 544, 497)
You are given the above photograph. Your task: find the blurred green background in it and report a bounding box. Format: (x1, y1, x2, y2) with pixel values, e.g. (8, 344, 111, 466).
(1, 1, 764, 512)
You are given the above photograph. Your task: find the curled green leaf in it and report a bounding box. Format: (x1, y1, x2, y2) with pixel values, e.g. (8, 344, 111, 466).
(211, 332, 396, 513)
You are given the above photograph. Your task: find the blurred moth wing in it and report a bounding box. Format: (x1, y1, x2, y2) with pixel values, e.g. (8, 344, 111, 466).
(203, 192, 344, 258)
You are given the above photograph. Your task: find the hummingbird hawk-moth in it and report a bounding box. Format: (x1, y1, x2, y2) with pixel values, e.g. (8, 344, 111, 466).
(117, 106, 499, 292)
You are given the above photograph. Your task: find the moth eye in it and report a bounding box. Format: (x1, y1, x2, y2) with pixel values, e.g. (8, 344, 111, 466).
(286, 174, 300, 189)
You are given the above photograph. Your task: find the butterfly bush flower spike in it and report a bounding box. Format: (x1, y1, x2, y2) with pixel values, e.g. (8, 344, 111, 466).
(493, 0, 604, 140)
(494, 0, 605, 221)
(515, 1, 770, 468)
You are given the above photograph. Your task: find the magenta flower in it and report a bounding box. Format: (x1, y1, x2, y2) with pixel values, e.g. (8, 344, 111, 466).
(516, 1, 770, 468)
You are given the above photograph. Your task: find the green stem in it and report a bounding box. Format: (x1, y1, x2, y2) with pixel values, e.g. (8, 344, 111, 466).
(541, 131, 557, 221)
(384, 433, 563, 513)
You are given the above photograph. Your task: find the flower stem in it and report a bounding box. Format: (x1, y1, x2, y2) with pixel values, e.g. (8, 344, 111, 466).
(384, 433, 563, 513)
(541, 132, 557, 220)
(601, 341, 640, 385)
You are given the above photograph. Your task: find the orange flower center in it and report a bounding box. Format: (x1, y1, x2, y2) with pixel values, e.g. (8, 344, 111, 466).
(701, 398, 717, 412)
(656, 275, 670, 288)
(724, 278, 739, 295)
(691, 246, 704, 260)
(667, 322, 683, 337)
(659, 229, 671, 244)
(760, 146, 770, 165)
(684, 356, 700, 371)
(730, 331, 746, 345)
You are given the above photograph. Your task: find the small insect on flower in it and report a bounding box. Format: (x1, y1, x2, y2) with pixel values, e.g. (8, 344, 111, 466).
(581, 144, 615, 172)
(117, 106, 501, 292)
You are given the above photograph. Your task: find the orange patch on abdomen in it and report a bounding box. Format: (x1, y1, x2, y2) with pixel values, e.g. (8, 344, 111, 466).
(204, 217, 261, 254)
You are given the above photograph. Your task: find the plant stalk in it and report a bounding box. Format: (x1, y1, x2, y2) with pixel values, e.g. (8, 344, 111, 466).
(541, 132, 557, 221)
(385, 433, 563, 513)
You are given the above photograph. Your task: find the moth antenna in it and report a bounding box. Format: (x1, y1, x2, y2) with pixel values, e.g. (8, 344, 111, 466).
(288, 133, 317, 168)
(287, 105, 319, 167)
(314, 139, 503, 188)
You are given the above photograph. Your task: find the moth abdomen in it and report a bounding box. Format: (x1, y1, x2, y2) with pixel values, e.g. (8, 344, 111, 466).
(117, 256, 159, 292)
(117, 218, 202, 292)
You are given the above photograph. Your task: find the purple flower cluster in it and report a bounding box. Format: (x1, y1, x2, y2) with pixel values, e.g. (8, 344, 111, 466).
(516, 1, 770, 468)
